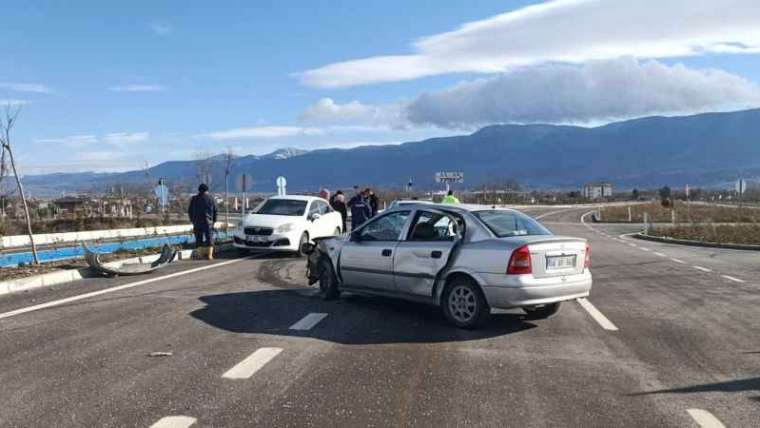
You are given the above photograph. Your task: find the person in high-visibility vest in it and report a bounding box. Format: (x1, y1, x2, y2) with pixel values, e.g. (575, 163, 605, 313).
(441, 190, 460, 204)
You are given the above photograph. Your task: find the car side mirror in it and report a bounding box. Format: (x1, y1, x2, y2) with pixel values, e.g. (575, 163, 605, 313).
(310, 213, 321, 221)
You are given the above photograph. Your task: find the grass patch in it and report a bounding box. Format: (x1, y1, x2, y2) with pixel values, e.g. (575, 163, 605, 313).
(648, 224, 760, 246)
(599, 201, 760, 223)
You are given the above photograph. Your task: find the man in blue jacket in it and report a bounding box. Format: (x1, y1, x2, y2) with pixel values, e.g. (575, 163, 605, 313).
(348, 187, 372, 231)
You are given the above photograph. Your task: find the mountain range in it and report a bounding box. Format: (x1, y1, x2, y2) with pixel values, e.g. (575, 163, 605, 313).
(22, 109, 760, 197)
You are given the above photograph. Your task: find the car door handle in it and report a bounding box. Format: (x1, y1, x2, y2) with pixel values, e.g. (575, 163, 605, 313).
(381, 249, 393, 257)
(431, 250, 443, 259)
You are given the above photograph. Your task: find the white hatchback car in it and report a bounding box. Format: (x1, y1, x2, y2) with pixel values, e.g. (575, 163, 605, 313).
(233, 195, 343, 255)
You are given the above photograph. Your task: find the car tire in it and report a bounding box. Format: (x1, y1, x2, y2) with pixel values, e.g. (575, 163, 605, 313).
(295, 232, 309, 257)
(523, 302, 561, 320)
(441, 278, 490, 329)
(318, 257, 340, 300)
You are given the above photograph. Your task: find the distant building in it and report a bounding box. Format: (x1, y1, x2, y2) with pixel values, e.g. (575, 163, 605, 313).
(583, 183, 613, 199)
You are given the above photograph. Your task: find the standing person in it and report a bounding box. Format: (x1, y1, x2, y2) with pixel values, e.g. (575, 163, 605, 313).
(368, 190, 379, 217)
(331, 190, 348, 232)
(441, 190, 460, 204)
(348, 188, 372, 231)
(319, 186, 330, 201)
(188, 183, 218, 260)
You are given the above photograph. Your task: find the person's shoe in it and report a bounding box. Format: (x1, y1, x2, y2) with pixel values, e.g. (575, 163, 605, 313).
(207, 246, 214, 260)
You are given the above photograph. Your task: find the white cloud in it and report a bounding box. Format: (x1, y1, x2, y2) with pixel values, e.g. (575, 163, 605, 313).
(150, 23, 172, 36)
(0, 82, 52, 94)
(299, 0, 760, 88)
(406, 58, 760, 127)
(301, 98, 408, 129)
(36, 132, 150, 148)
(0, 99, 29, 106)
(109, 84, 165, 92)
(198, 126, 325, 141)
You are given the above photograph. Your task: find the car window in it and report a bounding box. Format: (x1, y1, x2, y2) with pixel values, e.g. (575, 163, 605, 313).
(408, 211, 458, 241)
(256, 199, 308, 216)
(359, 211, 410, 241)
(473, 210, 551, 237)
(308, 201, 320, 216)
(316, 200, 330, 214)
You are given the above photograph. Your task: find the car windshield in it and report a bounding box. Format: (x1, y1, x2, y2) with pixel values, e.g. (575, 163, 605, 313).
(473, 210, 551, 237)
(255, 199, 307, 216)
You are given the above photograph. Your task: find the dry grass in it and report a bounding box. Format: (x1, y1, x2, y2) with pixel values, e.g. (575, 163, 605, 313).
(648, 224, 760, 246)
(599, 201, 760, 223)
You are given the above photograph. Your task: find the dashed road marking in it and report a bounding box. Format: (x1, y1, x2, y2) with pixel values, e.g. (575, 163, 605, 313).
(0, 254, 267, 321)
(576, 298, 619, 331)
(686, 409, 726, 428)
(671, 258, 686, 264)
(150, 416, 197, 428)
(640, 247, 651, 252)
(289, 312, 328, 330)
(222, 347, 283, 380)
(654, 252, 667, 257)
(721, 275, 746, 284)
(693, 265, 713, 273)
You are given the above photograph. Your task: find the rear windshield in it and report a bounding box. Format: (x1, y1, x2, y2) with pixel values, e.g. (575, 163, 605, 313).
(255, 199, 307, 216)
(473, 210, 551, 237)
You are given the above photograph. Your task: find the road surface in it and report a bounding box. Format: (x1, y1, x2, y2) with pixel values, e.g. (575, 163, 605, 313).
(0, 206, 758, 427)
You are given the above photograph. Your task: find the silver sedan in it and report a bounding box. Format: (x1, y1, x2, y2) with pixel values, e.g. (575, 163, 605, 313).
(304, 204, 592, 329)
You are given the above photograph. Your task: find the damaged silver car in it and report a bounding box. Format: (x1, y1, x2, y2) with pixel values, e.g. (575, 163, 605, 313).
(304, 204, 592, 329)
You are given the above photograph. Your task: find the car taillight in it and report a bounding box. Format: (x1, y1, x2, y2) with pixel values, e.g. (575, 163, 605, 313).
(507, 245, 532, 275)
(584, 243, 591, 269)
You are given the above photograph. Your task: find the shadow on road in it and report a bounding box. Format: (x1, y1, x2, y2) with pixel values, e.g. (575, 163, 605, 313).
(632, 376, 760, 402)
(190, 289, 536, 345)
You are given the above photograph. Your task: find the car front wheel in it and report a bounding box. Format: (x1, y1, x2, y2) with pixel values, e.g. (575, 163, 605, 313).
(441, 278, 490, 329)
(318, 257, 340, 300)
(295, 232, 309, 257)
(523, 302, 561, 320)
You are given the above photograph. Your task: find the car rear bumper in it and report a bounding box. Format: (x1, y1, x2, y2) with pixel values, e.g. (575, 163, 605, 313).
(479, 271, 592, 309)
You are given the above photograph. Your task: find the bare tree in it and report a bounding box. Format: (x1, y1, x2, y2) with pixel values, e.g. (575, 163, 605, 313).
(0, 105, 39, 264)
(194, 151, 213, 190)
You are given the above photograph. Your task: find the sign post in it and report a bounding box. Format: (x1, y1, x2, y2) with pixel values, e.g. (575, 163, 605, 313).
(276, 176, 287, 196)
(237, 174, 252, 215)
(736, 178, 747, 207)
(153, 179, 169, 214)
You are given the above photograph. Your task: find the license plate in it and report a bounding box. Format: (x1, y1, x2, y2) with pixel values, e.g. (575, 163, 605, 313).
(247, 235, 267, 243)
(546, 255, 576, 270)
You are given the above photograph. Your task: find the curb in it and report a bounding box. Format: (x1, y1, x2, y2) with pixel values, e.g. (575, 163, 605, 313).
(633, 233, 760, 251)
(0, 244, 233, 297)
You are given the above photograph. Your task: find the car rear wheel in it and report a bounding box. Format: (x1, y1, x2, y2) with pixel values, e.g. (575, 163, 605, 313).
(441, 278, 489, 329)
(295, 232, 309, 257)
(318, 257, 340, 300)
(523, 302, 561, 320)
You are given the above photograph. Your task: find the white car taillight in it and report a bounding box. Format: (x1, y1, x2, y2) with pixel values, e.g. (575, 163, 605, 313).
(584, 243, 591, 269)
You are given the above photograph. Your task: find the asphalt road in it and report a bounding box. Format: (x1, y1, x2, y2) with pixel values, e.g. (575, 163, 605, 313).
(0, 206, 758, 427)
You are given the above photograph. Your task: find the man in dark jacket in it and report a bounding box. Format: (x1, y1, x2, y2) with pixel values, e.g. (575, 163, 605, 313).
(348, 188, 372, 231)
(188, 183, 218, 259)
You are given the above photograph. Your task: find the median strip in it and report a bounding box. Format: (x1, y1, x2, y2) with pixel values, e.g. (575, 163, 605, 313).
(150, 416, 197, 428)
(289, 313, 328, 330)
(576, 298, 618, 331)
(222, 347, 283, 380)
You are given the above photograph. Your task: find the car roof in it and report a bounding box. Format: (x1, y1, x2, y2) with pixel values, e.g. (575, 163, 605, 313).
(388, 202, 519, 214)
(267, 195, 324, 202)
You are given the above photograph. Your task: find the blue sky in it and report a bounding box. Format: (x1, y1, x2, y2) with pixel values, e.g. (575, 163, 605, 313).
(3, 0, 760, 174)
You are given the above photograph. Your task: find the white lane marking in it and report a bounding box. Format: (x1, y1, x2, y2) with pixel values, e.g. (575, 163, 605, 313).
(721, 275, 746, 284)
(0, 255, 263, 321)
(150, 416, 197, 428)
(671, 258, 686, 264)
(686, 409, 726, 428)
(639, 247, 651, 252)
(654, 252, 667, 257)
(628, 243, 638, 248)
(289, 312, 328, 330)
(222, 347, 283, 379)
(576, 298, 619, 331)
(693, 265, 713, 273)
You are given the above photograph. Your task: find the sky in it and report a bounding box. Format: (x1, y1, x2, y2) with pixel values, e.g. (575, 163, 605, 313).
(3, 0, 760, 174)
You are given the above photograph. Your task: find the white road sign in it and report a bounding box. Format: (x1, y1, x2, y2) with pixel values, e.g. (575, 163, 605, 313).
(736, 178, 747, 194)
(276, 176, 287, 196)
(236, 174, 252, 192)
(435, 171, 464, 183)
